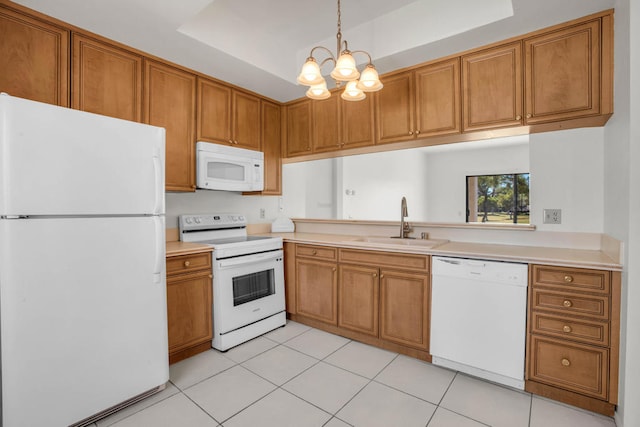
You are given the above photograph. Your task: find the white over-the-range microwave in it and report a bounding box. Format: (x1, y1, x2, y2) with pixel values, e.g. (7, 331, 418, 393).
(196, 141, 264, 191)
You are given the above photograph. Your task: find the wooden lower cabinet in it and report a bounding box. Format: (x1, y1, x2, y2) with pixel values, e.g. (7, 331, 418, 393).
(338, 264, 379, 337)
(166, 252, 213, 364)
(379, 269, 430, 351)
(295, 258, 338, 325)
(526, 264, 620, 416)
(289, 243, 430, 360)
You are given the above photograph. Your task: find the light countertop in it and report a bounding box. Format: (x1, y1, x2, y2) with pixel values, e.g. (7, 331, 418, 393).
(267, 232, 622, 271)
(166, 241, 213, 257)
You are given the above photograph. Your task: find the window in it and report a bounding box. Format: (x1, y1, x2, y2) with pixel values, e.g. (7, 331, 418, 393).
(466, 173, 530, 224)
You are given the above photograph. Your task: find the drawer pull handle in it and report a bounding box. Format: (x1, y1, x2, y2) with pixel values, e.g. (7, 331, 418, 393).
(312, 250, 317, 255)
(563, 300, 573, 307)
(564, 275, 574, 283)
(561, 358, 571, 367)
(184, 261, 191, 267)
(563, 325, 572, 333)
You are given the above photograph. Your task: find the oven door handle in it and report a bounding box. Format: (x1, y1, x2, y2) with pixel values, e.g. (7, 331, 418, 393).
(216, 250, 283, 269)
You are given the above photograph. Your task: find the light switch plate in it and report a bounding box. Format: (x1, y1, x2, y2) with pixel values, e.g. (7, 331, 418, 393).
(543, 209, 562, 224)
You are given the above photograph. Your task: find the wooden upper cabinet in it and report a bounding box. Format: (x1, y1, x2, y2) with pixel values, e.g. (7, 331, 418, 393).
(285, 99, 313, 157)
(0, 5, 69, 106)
(232, 90, 261, 150)
(144, 60, 196, 192)
(197, 78, 261, 150)
(197, 78, 232, 144)
(313, 95, 341, 152)
(524, 19, 601, 124)
(375, 71, 415, 144)
(72, 34, 142, 121)
(261, 100, 282, 195)
(462, 42, 523, 132)
(415, 58, 461, 137)
(341, 95, 375, 148)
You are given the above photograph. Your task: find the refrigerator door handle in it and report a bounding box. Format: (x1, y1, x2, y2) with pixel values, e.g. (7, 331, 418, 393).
(153, 153, 163, 214)
(153, 216, 163, 284)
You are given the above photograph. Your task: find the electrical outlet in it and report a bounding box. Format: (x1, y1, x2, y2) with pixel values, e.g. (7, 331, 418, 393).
(259, 208, 265, 219)
(543, 209, 562, 224)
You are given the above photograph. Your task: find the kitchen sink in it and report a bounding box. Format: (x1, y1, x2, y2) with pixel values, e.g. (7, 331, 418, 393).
(344, 236, 449, 249)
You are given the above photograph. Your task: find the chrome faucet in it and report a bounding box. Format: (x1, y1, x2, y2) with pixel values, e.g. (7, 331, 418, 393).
(399, 196, 410, 238)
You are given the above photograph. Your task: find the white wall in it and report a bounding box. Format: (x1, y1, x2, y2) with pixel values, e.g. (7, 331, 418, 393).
(529, 127, 605, 232)
(341, 149, 428, 221)
(165, 190, 279, 229)
(281, 158, 336, 219)
(425, 139, 529, 222)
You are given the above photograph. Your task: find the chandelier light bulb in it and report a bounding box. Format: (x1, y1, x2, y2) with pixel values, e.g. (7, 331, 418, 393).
(341, 80, 366, 101)
(356, 64, 383, 92)
(297, 58, 324, 86)
(330, 52, 360, 81)
(306, 81, 331, 99)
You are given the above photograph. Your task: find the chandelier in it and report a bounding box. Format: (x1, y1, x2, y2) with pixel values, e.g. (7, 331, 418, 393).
(296, 0, 383, 101)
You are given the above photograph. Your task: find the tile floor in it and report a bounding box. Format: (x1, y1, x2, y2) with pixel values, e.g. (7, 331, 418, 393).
(92, 321, 617, 427)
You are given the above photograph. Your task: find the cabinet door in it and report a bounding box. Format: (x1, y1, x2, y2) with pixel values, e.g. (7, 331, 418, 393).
(285, 100, 313, 157)
(144, 60, 197, 192)
(524, 20, 601, 124)
(415, 58, 461, 137)
(197, 78, 232, 144)
(338, 265, 379, 337)
(72, 34, 142, 121)
(295, 258, 338, 325)
(167, 272, 213, 356)
(375, 72, 415, 144)
(233, 90, 261, 150)
(380, 269, 430, 350)
(261, 100, 282, 195)
(341, 95, 375, 148)
(0, 6, 69, 106)
(313, 95, 341, 152)
(462, 42, 523, 131)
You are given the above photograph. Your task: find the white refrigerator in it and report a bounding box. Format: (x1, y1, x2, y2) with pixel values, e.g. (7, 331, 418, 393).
(0, 94, 169, 426)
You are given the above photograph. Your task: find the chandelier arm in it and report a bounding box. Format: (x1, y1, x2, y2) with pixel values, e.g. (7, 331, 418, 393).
(349, 50, 374, 65)
(319, 57, 337, 68)
(309, 45, 337, 62)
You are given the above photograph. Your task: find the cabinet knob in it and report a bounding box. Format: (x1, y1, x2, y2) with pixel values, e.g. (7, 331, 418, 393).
(561, 358, 571, 367)
(564, 275, 574, 283)
(380, 274, 384, 279)
(373, 273, 377, 278)
(409, 131, 413, 135)
(415, 130, 420, 135)
(333, 267, 337, 272)
(209, 274, 213, 279)
(515, 115, 522, 120)
(563, 299, 573, 307)
(563, 325, 572, 333)
(526, 113, 532, 119)
(184, 261, 191, 267)
(228, 139, 233, 144)
(312, 250, 317, 255)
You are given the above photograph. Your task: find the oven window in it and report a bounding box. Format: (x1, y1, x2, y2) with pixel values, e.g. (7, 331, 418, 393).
(233, 269, 275, 306)
(208, 161, 245, 181)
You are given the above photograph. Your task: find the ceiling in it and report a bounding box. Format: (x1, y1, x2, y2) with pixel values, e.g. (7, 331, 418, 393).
(14, 0, 614, 102)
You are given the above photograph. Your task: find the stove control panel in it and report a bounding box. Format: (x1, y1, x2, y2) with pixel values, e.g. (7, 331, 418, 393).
(179, 213, 246, 232)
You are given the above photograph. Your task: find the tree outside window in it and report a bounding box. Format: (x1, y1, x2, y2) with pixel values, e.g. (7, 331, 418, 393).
(466, 173, 530, 224)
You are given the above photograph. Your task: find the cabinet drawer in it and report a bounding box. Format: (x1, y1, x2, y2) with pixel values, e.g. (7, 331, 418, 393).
(532, 265, 610, 294)
(528, 335, 608, 400)
(296, 244, 337, 261)
(167, 252, 212, 275)
(531, 289, 609, 321)
(339, 249, 429, 273)
(531, 312, 609, 346)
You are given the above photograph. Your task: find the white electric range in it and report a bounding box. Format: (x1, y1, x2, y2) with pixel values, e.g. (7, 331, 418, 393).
(179, 213, 285, 351)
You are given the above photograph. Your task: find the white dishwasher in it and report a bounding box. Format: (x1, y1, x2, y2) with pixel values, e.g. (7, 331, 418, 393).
(431, 256, 528, 389)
